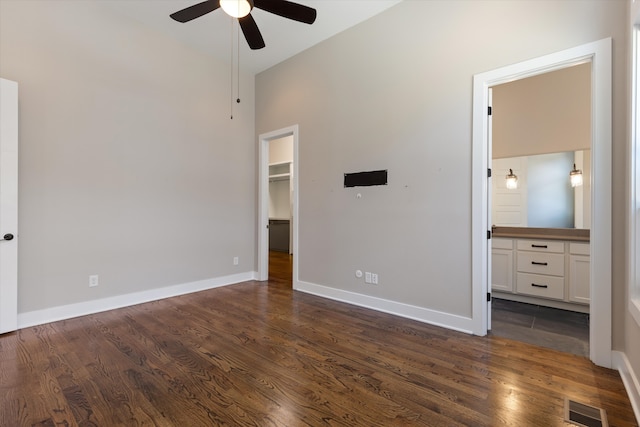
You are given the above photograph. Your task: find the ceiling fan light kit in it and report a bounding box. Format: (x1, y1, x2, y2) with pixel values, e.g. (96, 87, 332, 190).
(170, 0, 317, 50)
(220, 0, 253, 18)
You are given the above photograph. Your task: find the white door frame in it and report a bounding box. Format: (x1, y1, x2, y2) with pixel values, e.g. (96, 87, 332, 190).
(0, 78, 19, 334)
(471, 38, 612, 368)
(258, 125, 299, 283)
(486, 88, 493, 330)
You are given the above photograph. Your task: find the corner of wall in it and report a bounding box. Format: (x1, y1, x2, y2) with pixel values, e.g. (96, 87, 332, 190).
(613, 350, 640, 424)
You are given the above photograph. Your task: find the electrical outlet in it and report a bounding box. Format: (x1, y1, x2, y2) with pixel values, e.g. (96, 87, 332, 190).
(365, 272, 372, 284)
(89, 275, 99, 287)
(233, 257, 239, 266)
(371, 273, 378, 285)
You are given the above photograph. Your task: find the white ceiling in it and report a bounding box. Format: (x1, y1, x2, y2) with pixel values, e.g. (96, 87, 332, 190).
(101, 0, 402, 74)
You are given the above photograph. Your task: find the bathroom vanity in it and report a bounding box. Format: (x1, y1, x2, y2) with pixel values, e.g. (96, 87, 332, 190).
(491, 227, 590, 313)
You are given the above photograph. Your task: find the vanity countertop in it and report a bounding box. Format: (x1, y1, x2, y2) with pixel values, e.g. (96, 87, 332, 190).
(491, 226, 590, 242)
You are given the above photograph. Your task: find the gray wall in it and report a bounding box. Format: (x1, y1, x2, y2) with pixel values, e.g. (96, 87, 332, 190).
(492, 63, 591, 159)
(0, 0, 256, 313)
(256, 0, 629, 342)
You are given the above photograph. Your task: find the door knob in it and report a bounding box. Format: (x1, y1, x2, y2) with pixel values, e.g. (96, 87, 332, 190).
(1, 233, 14, 241)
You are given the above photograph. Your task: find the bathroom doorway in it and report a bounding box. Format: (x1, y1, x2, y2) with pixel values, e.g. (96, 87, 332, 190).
(472, 38, 612, 367)
(489, 64, 591, 357)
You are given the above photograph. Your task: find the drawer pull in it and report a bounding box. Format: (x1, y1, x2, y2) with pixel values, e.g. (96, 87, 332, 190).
(531, 261, 548, 266)
(531, 283, 548, 288)
(531, 244, 548, 248)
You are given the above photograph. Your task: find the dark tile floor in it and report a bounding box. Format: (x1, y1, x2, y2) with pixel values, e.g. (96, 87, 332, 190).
(490, 298, 590, 357)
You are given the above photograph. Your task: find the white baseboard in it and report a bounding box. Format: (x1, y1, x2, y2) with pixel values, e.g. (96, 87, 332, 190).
(613, 350, 640, 425)
(294, 280, 475, 334)
(18, 271, 258, 329)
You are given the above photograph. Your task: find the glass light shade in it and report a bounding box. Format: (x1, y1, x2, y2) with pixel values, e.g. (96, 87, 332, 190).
(570, 164, 583, 187)
(220, 0, 253, 18)
(505, 169, 518, 190)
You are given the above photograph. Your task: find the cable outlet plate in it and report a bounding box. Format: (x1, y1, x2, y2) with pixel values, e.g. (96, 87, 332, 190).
(89, 275, 99, 287)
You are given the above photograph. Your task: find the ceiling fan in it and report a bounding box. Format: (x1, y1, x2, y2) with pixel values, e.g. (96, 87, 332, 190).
(170, 0, 317, 50)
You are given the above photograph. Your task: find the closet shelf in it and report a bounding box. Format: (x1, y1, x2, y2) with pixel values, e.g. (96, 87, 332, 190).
(269, 173, 290, 182)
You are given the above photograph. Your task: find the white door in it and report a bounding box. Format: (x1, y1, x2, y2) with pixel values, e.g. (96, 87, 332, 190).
(487, 88, 493, 330)
(0, 78, 19, 334)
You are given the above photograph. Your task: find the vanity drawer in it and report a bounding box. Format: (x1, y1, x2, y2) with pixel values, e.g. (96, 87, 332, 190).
(517, 252, 565, 276)
(569, 242, 590, 256)
(516, 240, 564, 253)
(492, 238, 513, 250)
(516, 273, 564, 300)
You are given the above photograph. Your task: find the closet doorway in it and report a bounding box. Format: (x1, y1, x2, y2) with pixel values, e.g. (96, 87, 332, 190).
(267, 136, 293, 286)
(258, 125, 299, 288)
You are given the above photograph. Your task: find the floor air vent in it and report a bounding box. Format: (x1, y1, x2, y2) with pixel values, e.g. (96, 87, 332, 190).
(565, 398, 608, 427)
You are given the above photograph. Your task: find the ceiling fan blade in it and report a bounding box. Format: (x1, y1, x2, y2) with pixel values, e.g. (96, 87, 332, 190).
(170, 0, 220, 23)
(239, 14, 266, 50)
(254, 0, 317, 24)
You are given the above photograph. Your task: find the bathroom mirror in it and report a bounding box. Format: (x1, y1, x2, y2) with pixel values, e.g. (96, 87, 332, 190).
(492, 149, 590, 229)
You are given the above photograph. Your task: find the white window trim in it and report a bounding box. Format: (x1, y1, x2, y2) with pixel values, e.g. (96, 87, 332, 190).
(631, 23, 640, 327)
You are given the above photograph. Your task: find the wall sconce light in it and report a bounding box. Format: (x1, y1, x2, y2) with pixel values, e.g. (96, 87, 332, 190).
(570, 163, 583, 187)
(505, 169, 518, 190)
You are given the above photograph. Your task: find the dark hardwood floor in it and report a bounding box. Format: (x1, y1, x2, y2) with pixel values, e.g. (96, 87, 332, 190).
(0, 254, 636, 426)
(268, 250, 292, 286)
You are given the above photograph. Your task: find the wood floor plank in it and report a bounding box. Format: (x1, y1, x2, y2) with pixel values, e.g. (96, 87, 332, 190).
(0, 253, 636, 426)
(128, 293, 422, 426)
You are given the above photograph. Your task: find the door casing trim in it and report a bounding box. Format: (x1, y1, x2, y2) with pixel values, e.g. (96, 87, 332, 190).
(258, 125, 299, 284)
(471, 38, 612, 367)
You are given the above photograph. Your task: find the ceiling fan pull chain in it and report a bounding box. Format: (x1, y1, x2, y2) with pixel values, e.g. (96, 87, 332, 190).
(237, 23, 241, 104)
(230, 17, 234, 119)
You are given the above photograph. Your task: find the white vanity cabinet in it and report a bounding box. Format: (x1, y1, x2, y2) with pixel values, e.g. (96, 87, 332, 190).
(491, 239, 513, 292)
(491, 237, 590, 311)
(516, 240, 565, 300)
(569, 243, 590, 304)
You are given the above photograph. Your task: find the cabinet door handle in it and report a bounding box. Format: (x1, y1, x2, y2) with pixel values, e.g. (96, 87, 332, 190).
(531, 244, 548, 248)
(531, 283, 548, 288)
(531, 261, 548, 266)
